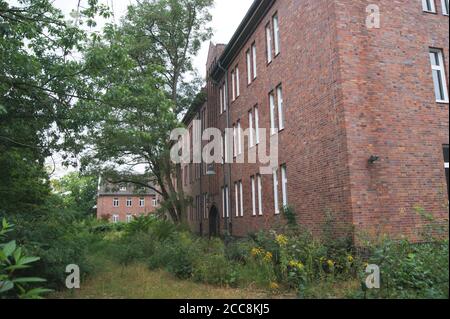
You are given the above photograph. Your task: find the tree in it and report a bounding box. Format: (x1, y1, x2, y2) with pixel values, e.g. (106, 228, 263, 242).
(82, 0, 214, 223)
(0, 0, 109, 215)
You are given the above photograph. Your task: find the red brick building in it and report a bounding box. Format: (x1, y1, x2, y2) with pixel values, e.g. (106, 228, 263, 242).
(180, 0, 449, 241)
(96, 181, 159, 223)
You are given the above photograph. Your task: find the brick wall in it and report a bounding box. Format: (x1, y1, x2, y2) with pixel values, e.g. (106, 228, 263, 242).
(97, 195, 158, 222)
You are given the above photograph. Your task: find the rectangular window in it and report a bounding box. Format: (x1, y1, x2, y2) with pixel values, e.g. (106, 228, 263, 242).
(120, 185, 127, 191)
(246, 50, 252, 84)
(219, 87, 224, 113)
(277, 85, 285, 130)
(422, 0, 437, 12)
(112, 214, 119, 223)
(249, 110, 254, 148)
(126, 214, 133, 223)
(444, 145, 449, 198)
(222, 84, 227, 112)
(281, 164, 288, 207)
(273, 168, 279, 214)
(235, 182, 239, 217)
(273, 14, 280, 55)
(126, 198, 132, 207)
(233, 124, 237, 158)
(235, 66, 240, 97)
(429, 49, 449, 103)
(266, 24, 273, 63)
(252, 43, 257, 79)
(152, 198, 157, 207)
(251, 176, 256, 216)
(255, 106, 260, 144)
(203, 193, 208, 219)
(257, 174, 263, 215)
(231, 70, 236, 101)
(113, 198, 119, 207)
(269, 91, 277, 135)
(139, 198, 145, 207)
(442, 0, 449, 15)
(222, 186, 229, 218)
(237, 120, 242, 155)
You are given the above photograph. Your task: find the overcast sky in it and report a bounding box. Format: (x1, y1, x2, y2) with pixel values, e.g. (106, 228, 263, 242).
(52, 0, 254, 77)
(40, 0, 254, 178)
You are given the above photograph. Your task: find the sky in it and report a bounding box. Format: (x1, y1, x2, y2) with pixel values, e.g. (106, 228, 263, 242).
(39, 0, 254, 178)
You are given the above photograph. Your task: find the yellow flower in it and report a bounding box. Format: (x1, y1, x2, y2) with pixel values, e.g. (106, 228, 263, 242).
(264, 252, 273, 262)
(347, 255, 354, 263)
(297, 262, 305, 270)
(275, 234, 288, 246)
(327, 259, 334, 268)
(269, 282, 279, 290)
(251, 247, 262, 257)
(289, 260, 304, 271)
(289, 260, 297, 267)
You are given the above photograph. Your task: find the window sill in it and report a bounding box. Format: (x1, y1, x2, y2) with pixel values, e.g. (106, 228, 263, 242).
(423, 10, 438, 14)
(436, 100, 449, 105)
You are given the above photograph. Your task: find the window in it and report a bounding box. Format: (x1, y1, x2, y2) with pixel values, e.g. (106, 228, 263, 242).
(113, 198, 119, 207)
(257, 174, 263, 215)
(235, 181, 244, 217)
(203, 193, 208, 219)
(235, 66, 240, 97)
(231, 70, 236, 101)
(444, 145, 449, 198)
(277, 85, 285, 130)
(126, 214, 133, 223)
(266, 24, 273, 63)
(139, 198, 145, 207)
(281, 164, 288, 207)
(223, 130, 230, 163)
(222, 186, 229, 218)
(269, 91, 277, 135)
(219, 86, 224, 113)
(233, 123, 237, 157)
(251, 176, 256, 216)
(237, 120, 242, 155)
(442, 0, 449, 15)
(273, 168, 279, 214)
(112, 214, 119, 223)
(255, 106, 260, 144)
(273, 14, 280, 55)
(422, 0, 436, 12)
(246, 50, 252, 84)
(152, 198, 157, 207)
(126, 198, 132, 207)
(120, 185, 127, 191)
(249, 109, 254, 148)
(252, 43, 257, 79)
(219, 84, 227, 113)
(429, 49, 449, 103)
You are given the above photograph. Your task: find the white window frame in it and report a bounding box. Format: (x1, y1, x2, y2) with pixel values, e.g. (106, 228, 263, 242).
(422, 0, 436, 12)
(120, 185, 127, 191)
(246, 50, 252, 84)
(249, 109, 254, 148)
(273, 168, 279, 214)
(257, 174, 263, 215)
(277, 85, 285, 130)
(139, 198, 145, 207)
(219, 87, 224, 113)
(255, 106, 260, 144)
(239, 181, 244, 217)
(126, 198, 132, 207)
(126, 214, 133, 223)
(429, 48, 449, 103)
(442, 0, 449, 15)
(112, 214, 119, 223)
(281, 164, 288, 207)
(266, 24, 273, 63)
(113, 198, 119, 207)
(237, 120, 242, 155)
(235, 66, 240, 97)
(273, 14, 280, 55)
(235, 182, 240, 217)
(251, 176, 256, 216)
(252, 43, 257, 79)
(233, 124, 237, 158)
(269, 91, 277, 135)
(231, 70, 236, 101)
(152, 198, 157, 207)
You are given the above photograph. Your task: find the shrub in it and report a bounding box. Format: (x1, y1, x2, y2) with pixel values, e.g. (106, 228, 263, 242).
(193, 253, 237, 286)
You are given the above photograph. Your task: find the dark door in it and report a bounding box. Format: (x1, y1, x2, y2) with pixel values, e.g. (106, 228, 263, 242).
(209, 206, 219, 237)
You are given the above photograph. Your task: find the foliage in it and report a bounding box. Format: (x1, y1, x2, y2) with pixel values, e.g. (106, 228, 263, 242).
(51, 172, 98, 216)
(0, 218, 52, 299)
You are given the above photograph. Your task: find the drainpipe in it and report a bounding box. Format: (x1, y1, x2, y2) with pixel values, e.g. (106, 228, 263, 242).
(218, 61, 233, 237)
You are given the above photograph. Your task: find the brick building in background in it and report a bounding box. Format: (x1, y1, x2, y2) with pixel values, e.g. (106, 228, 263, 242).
(180, 0, 449, 241)
(96, 180, 160, 223)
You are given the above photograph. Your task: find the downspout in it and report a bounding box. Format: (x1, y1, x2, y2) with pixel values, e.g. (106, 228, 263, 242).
(218, 61, 233, 236)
